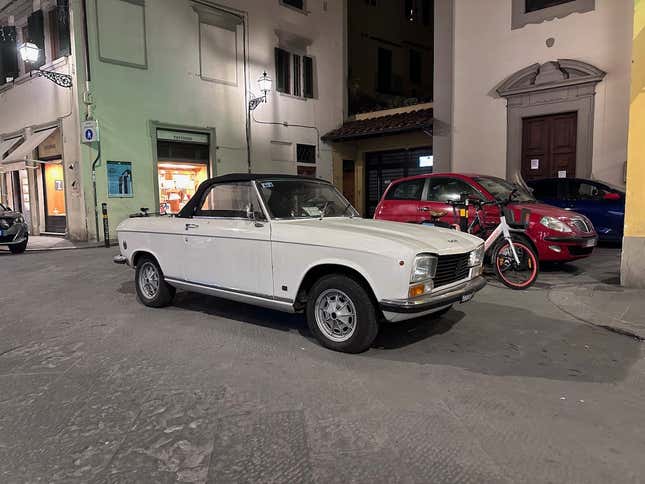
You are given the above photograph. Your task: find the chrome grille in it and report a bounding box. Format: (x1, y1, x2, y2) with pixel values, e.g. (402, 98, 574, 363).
(570, 217, 592, 233)
(434, 253, 470, 289)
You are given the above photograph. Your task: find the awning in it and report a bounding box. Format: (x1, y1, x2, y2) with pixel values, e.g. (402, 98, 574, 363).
(322, 108, 433, 142)
(1, 127, 58, 165)
(0, 137, 23, 159)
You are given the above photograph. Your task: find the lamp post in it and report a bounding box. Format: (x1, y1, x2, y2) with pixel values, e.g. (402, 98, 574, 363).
(18, 42, 73, 88)
(249, 71, 272, 111)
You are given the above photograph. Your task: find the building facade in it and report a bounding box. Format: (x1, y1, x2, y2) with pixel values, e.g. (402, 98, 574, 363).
(0, 0, 344, 241)
(451, 0, 632, 188)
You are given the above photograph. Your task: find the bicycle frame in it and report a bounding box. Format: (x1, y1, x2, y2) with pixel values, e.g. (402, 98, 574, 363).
(483, 215, 521, 265)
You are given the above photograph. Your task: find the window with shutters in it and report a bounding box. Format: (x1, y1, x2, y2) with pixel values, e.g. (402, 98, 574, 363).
(0, 26, 19, 85)
(275, 47, 315, 98)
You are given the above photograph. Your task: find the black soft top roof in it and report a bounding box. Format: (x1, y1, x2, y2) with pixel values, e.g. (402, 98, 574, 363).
(177, 173, 330, 218)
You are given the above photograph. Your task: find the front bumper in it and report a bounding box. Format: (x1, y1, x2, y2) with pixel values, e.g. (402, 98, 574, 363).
(541, 235, 598, 260)
(380, 275, 487, 315)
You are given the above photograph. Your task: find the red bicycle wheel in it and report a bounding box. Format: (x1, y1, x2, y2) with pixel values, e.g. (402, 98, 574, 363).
(493, 240, 539, 289)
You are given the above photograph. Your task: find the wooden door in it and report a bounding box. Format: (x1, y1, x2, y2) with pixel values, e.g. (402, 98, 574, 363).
(522, 112, 577, 181)
(342, 160, 355, 207)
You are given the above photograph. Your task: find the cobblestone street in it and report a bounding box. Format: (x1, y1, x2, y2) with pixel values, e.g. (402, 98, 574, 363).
(1, 247, 644, 483)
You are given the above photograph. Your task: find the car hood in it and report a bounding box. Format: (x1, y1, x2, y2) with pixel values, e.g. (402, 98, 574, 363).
(272, 217, 483, 257)
(511, 202, 581, 219)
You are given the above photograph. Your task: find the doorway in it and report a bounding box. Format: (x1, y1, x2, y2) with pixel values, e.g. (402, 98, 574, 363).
(365, 147, 433, 217)
(342, 160, 355, 207)
(521, 112, 577, 181)
(41, 163, 67, 234)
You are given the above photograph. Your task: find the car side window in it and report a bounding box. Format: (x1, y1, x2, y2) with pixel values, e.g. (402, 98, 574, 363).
(573, 181, 605, 201)
(385, 179, 425, 201)
(531, 180, 556, 199)
(426, 178, 479, 202)
(195, 183, 260, 218)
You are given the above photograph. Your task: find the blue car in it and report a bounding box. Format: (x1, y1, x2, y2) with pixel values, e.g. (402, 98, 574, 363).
(527, 178, 625, 243)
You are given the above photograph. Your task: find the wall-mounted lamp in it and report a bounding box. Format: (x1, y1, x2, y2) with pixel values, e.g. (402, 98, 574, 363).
(18, 42, 73, 88)
(249, 71, 272, 111)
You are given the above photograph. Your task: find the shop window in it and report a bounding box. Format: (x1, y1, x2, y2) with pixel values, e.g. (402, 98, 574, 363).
(157, 138, 210, 215)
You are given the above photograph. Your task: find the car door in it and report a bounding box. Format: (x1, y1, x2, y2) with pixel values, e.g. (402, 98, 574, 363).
(374, 178, 425, 222)
(182, 182, 274, 297)
(531, 179, 564, 208)
(421, 177, 482, 227)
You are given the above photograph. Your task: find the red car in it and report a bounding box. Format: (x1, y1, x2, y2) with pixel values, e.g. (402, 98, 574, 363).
(374, 173, 598, 263)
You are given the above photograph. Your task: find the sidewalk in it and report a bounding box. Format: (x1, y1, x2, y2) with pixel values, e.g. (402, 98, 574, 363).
(0, 235, 103, 252)
(549, 283, 645, 340)
(546, 247, 645, 340)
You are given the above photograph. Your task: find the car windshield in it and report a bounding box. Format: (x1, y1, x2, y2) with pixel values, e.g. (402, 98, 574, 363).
(256, 179, 358, 219)
(474, 177, 536, 203)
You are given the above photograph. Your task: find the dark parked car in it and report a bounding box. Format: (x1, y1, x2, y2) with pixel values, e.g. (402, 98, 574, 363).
(527, 178, 625, 243)
(0, 202, 28, 254)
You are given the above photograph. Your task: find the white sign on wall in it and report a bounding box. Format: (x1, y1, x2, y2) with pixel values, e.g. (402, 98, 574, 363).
(81, 120, 99, 143)
(530, 159, 539, 170)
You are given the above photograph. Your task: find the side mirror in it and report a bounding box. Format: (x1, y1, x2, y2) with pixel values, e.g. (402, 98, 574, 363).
(603, 192, 621, 201)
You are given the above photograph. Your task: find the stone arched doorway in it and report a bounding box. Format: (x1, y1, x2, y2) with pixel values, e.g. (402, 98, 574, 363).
(496, 59, 606, 183)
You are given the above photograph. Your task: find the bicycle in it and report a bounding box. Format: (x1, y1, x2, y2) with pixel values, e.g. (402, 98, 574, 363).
(421, 191, 539, 290)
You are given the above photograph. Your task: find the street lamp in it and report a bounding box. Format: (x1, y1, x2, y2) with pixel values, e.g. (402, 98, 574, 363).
(249, 71, 272, 111)
(18, 42, 73, 89)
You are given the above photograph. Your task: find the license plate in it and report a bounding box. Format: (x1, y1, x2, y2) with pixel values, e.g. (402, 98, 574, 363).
(585, 238, 597, 248)
(461, 293, 474, 303)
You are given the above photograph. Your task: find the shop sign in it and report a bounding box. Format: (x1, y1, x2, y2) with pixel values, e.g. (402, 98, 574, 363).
(157, 129, 209, 145)
(38, 129, 62, 158)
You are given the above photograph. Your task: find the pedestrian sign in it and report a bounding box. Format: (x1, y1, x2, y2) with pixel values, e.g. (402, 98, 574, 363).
(81, 120, 99, 143)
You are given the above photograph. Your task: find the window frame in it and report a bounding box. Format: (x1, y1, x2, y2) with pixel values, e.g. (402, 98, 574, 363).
(425, 177, 485, 203)
(279, 0, 307, 14)
(194, 182, 267, 220)
(275, 47, 315, 99)
(385, 179, 426, 201)
(511, 0, 595, 30)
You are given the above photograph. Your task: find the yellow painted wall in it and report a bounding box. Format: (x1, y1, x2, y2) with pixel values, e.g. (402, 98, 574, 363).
(625, 0, 645, 237)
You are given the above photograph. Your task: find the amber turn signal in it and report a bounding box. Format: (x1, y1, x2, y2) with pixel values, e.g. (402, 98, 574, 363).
(408, 284, 426, 298)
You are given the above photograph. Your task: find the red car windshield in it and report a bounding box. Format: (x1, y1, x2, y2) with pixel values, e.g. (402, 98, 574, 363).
(474, 177, 536, 203)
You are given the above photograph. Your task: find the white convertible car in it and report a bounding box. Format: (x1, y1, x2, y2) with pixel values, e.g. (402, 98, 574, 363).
(114, 174, 486, 353)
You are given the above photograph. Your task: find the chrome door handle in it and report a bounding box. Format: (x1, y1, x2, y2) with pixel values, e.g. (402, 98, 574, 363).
(185, 223, 199, 230)
(419, 206, 431, 212)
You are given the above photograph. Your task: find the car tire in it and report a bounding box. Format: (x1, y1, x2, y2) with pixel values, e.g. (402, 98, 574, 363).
(135, 255, 175, 307)
(306, 274, 379, 354)
(9, 237, 27, 254)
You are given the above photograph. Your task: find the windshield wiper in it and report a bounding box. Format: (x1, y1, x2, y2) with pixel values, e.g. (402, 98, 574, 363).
(319, 201, 331, 220)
